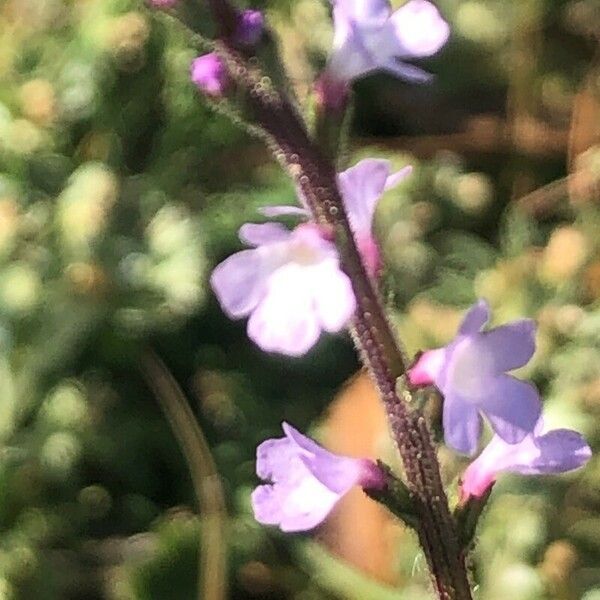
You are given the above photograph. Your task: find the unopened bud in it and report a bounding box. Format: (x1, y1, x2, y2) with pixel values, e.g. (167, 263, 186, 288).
(235, 9, 264, 46)
(190, 53, 229, 97)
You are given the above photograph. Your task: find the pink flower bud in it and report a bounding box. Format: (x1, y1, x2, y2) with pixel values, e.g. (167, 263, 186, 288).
(190, 53, 229, 97)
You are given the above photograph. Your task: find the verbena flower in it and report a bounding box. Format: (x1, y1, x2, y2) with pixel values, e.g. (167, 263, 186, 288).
(326, 0, 449, 85)
(337, 158, 411, 274)
(252, 422, 385, 532)
(460, 418, 591, 500)
(211, 159, 409, 355)
(211, 222, 354, 355)
(190, 53, 230, 97)
(408, 299, 542, 455)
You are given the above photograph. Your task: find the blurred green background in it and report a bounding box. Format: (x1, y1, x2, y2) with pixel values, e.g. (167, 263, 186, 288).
(0, 0, 599, 598)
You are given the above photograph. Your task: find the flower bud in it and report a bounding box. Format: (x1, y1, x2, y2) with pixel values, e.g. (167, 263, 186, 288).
(190, 53, 230, 97)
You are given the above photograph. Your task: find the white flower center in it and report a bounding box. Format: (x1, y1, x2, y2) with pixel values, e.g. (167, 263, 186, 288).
(448, 336, 495, 400)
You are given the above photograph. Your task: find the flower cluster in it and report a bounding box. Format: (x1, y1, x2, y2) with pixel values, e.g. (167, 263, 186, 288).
(191, 0, 591, 536)
(249, 302, 591, 531)
(406, 300, 591, 502)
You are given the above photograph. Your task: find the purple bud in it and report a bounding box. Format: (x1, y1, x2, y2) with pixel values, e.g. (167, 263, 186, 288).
(190, 53, 229, 97)
(235, 9, 264, 46)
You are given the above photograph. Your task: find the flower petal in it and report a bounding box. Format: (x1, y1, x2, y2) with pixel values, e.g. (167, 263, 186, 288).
(443, 393, 483, 455)
(338, 159, 390, 235)
(311, 261, 356, 332)
(388, 0, 450, 58)
(384, 165, 413, 190)
(258, 205, 310, 218)
(521, 429, 592, 475)
(256, 436, 299, 481)
(333, 0, 391, 25)
(478, 319, 536, 373)
(481, 375, 541, 444)
(458, 299, 490, 335)
(247, 263, 321, 356)
(283, 422, 367, 493)
(239, 222, 291, 246)
(210, 248, 272, 318)
(380, 58, 433, 82)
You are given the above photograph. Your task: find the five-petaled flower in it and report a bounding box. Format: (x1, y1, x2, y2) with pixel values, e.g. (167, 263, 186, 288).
(318, 0, 449, 108)
(251, 422, 385, 532)
(210, 159, 409, 355)
(408, 299, 542, 456)
(460, 418, 591, 500)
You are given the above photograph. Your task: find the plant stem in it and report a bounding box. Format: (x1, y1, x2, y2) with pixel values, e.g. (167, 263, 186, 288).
(141, 350, 228, 600)
(183, 0, 475, 583)
(217, 43, 473, 599)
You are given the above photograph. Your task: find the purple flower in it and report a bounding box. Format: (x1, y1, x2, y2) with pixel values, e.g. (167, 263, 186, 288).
(211, 159, 409, 355)
(190, 53, 230, 97)
(326, 0, 450, 85)
(408, 300, 542, 455)
(461, 418, 591, 500)
(211, 222, 355, 355)
(337, 158, 411, 275)
(252, 422, 385, 532)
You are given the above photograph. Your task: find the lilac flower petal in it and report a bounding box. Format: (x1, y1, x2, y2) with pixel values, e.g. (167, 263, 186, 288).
(281, 421, 324, 453)
(461, 422, 591, 499)
(458, 299, 490, 335)
(384, 165, 413, 190)
(443, 393, 483, 455)
(312, 261, 356, 332)
(256, 436, 300, 481)
(329, 26, 378, 83)
(334, 0, 391, 25)
(481, 375, 541, 444)
(520, 429, 592, 475)
(408, 347, 446, 386)
(259, 206, 310, 218)
(300, 453, 366, 494)
(247, 264, 321, 356)
(338, 159, 390, 235)
(239, 222, 291, 246)
(381, 59, 433, 82)
(251, 485, 286, 526)
(389, 0, 450, 58)
(481, 319, 536, 373)
(252, 477, 340, 532)
(210, 249, 272, 318)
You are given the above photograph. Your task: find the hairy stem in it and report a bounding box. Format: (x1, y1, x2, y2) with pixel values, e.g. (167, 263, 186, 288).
(188, 2, 474, 590)
(218, 42, 472, 599)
